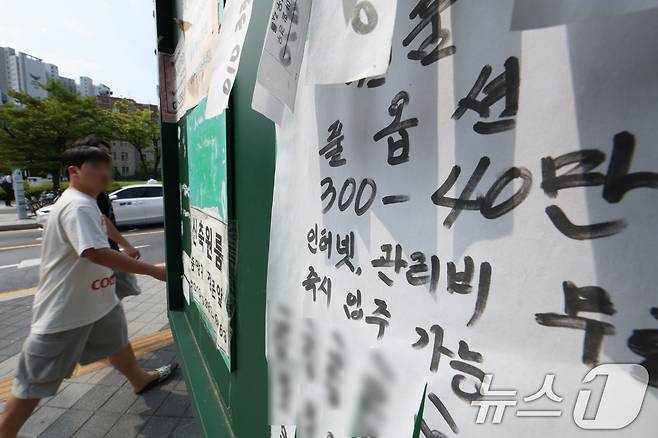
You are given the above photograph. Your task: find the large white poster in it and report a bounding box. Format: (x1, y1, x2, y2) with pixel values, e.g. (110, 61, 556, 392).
(266, 1, 658, 437)
(185, 206, 230, 359)
(511, 0, 658, 30)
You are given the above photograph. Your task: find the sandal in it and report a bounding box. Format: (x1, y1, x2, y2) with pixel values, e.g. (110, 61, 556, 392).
(136, 362, 179, 395)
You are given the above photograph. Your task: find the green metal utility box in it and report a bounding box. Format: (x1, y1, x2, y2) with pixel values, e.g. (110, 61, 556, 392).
(155, 1, 275, 436)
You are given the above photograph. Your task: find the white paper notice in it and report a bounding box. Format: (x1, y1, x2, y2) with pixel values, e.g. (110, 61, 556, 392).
(252, 82, 287, 126)
(511, 0, 658, 30)
(267, 1, 658, 436)
(173, 39, 187, 119)
(157, 51, 177, 123)
(168, 0, 221, 120)
(305, 0, 398, 84)
(253, 0, 312, 121)
(188, 207, 230, 358)
(181, 254, 191, 305)
(205, 0, 254, 119)
(182, 0, 220, 109)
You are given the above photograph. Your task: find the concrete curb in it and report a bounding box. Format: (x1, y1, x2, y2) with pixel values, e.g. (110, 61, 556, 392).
(0, 222, 40, 232)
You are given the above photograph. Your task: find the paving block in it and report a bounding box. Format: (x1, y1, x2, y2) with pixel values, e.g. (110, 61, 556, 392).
(150, 314, 169, 328)
(174, 378, 189, 392)
(137, 415, 180, 438)
(0, 339, 14, 349)
(0, 341, 23, 357)
(39, 408, 94, 438)
(134, 303, 155, 313)
(125, 388, 168, 416)
(97, 368, 128, 387)
(99, 383, 139, 414)
(17, 406, 66, 438)
(154, 390, 191, 418)
(124, 311, 143, 322)
(45, 382, 95, 409)
(134, 312, 160, 324)
(0, 355, 19, 378)
(183, 402, 196, 418)
(66, 372, 93, 384)
(171, 417, 200, 438)
(37, 383, 69, 409)
(83, 366, 112, 385)
(72, 411, 122, 438)
(71, 383, 120, 411)
(127, 321, 148, 337)
(140, 323, 168, 337)
(104, 413, 149, 438)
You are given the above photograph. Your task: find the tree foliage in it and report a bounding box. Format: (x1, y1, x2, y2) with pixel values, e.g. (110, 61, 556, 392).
(0, 80, 162, 187)
(113, 100, 162, 178)
(0, 80, 116, 189)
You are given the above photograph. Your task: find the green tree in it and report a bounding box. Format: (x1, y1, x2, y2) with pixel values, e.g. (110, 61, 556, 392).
(113, 100, 161, 178)
(0, 80, 116, 189)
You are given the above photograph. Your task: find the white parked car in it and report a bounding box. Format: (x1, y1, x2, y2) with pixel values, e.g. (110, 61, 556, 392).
(35, 205, 52, 227)
(36, 183, 164, 228)
(109, 184, 164, 226)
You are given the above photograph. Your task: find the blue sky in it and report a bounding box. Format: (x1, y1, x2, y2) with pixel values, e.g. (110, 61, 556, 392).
(1, 0, 159, 104)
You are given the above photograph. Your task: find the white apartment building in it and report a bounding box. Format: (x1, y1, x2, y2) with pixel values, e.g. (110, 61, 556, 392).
(95, 83, 112, 96)
(58, 76, 77, 93)
(44, 63, 59, 81)
(0, 46, 112, 99)
(0, 47, 15, 96)
(11, 52, 48, 98)
(78, 75, 94, 97)
(110, 140, 161, 177)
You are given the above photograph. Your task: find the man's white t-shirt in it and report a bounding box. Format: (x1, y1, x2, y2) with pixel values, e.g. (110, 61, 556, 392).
(31, 188, 119, 334)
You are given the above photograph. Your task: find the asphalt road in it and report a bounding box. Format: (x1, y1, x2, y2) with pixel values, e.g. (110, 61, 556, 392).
(0, 225, 165, 293)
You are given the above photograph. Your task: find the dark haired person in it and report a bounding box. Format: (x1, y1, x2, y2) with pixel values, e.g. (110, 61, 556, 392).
(0, 146, 176, 438)
(72, 134, 141, 259)
(1, 174, 13, 207)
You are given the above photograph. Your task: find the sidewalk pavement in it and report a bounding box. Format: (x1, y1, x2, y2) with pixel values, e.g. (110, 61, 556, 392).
(0, 205, 38, 232)
(0, 276, 199, 438)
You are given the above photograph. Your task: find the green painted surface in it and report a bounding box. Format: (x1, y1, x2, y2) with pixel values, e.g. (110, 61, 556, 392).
(222, 1, 275, 435)
(158, 0, 275, 436)
(181, 97, 232, 371)
(178, 111, 191, 256)
(169, 311, 234, 438)
(186, 98, 229, 222)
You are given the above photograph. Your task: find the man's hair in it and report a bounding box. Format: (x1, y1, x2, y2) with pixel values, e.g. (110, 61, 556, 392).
(73, 134, 111, 151)
(62, 146, 111, 171)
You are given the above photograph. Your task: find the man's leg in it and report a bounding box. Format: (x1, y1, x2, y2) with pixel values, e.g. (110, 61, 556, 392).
(0, 395, 40, 438)
(107, 343, 159, 393)
(2, 326, 85, 438)
(93, 305, 175, 394)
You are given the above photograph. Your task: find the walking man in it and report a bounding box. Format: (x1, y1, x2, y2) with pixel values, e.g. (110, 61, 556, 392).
(73, 135, 141, 259)
(0, 146, 176, 438)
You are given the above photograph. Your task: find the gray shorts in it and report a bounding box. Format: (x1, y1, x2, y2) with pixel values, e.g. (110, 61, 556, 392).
(12, 304, 129, 399)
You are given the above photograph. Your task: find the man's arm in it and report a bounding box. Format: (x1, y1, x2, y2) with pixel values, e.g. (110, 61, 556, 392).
(104, 217, 141, 259)
(82, 247, 166, 281)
